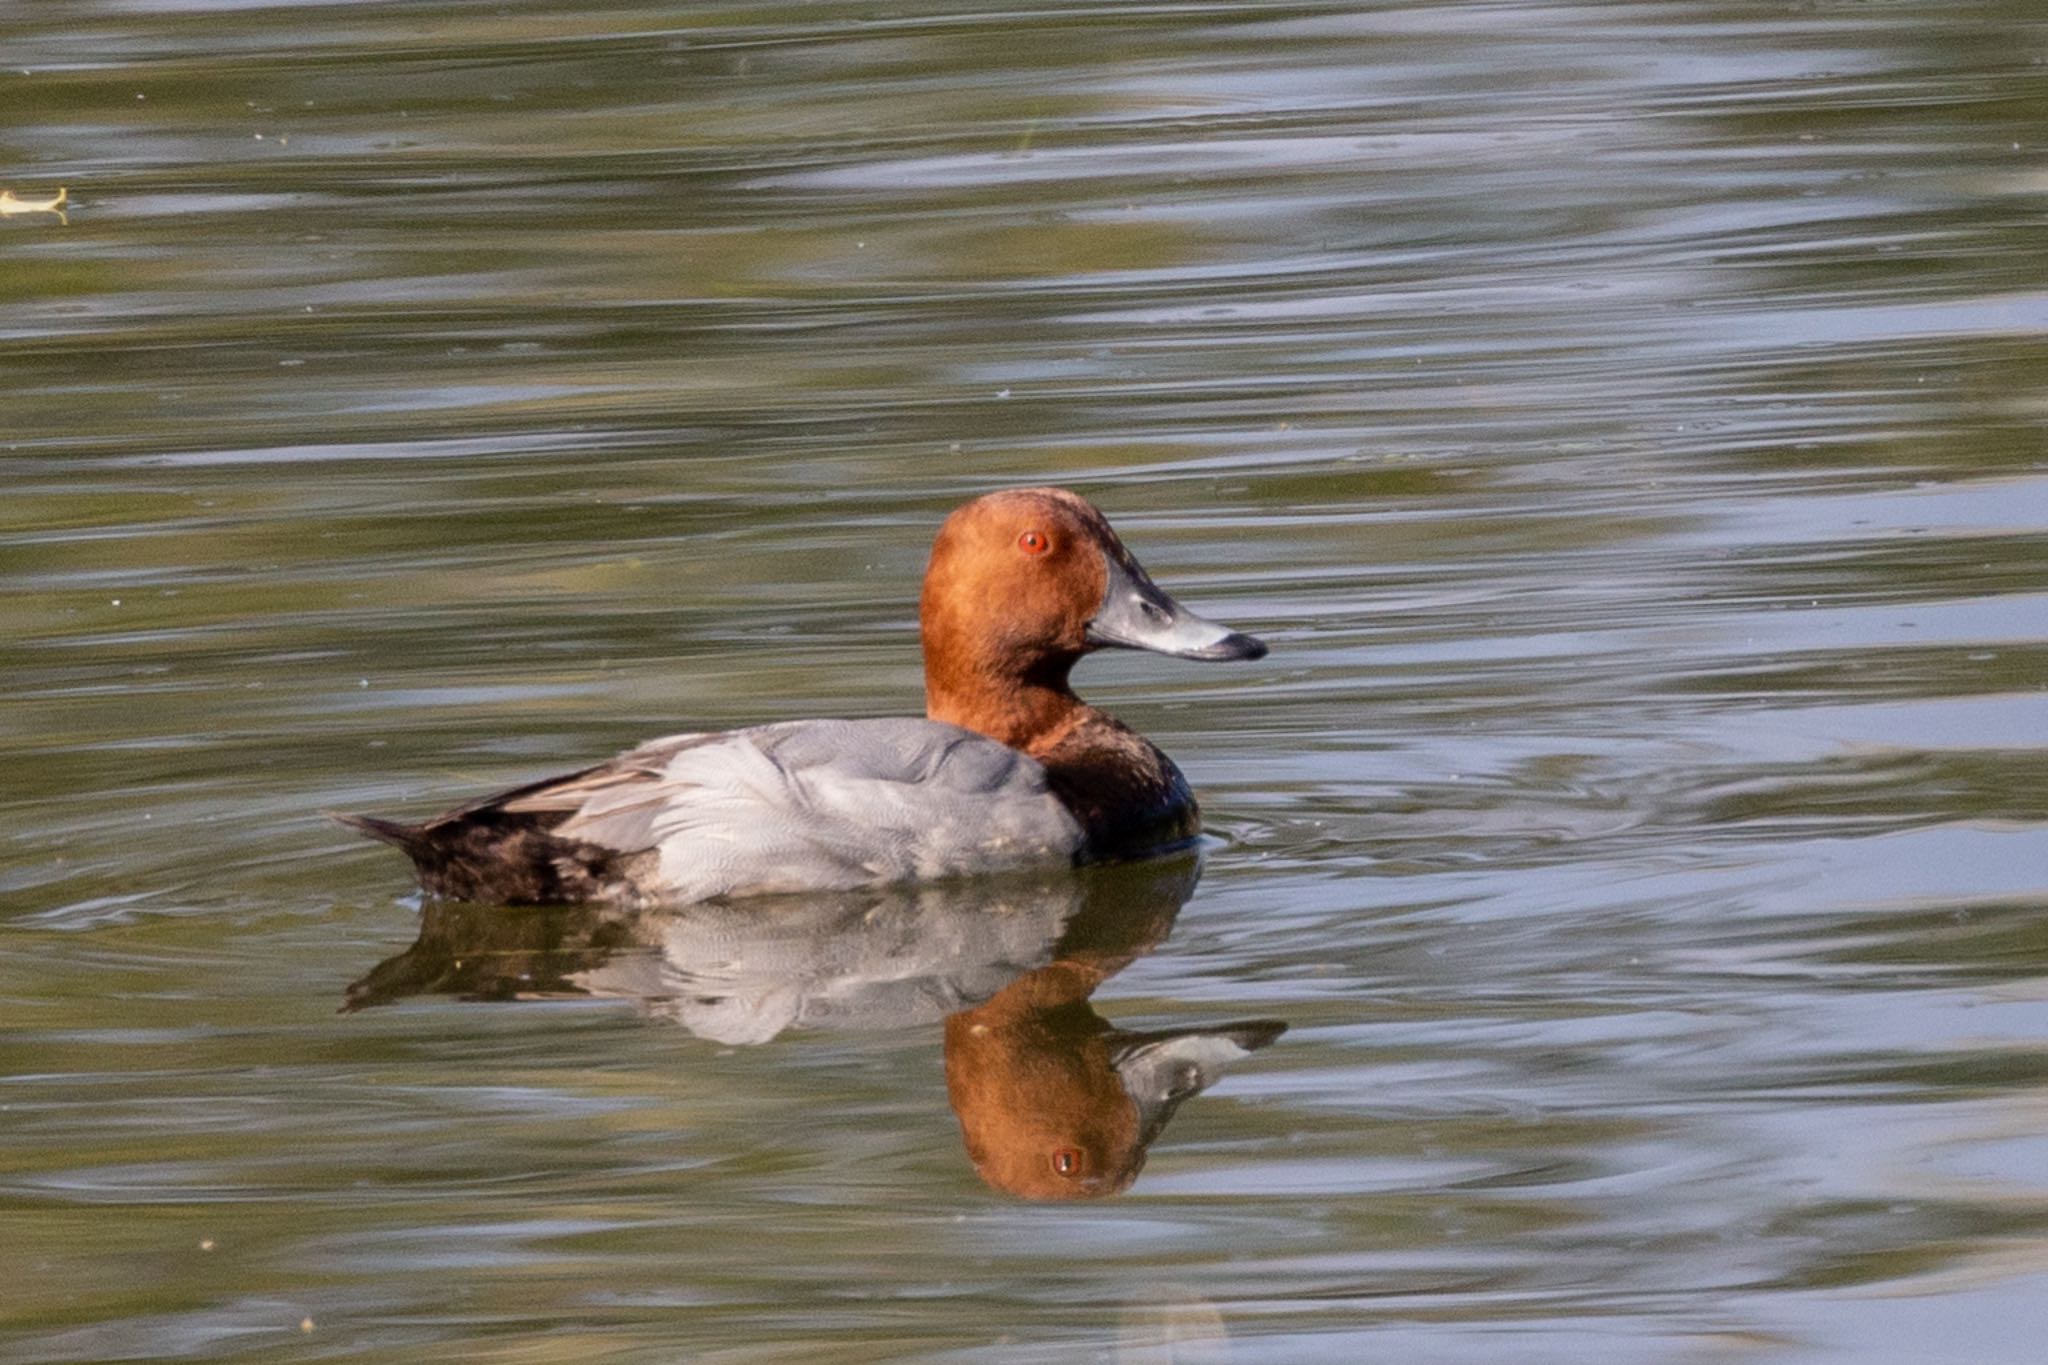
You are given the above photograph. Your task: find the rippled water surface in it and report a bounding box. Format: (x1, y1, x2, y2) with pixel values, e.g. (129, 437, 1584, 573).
(6, 1, 2048, 1360)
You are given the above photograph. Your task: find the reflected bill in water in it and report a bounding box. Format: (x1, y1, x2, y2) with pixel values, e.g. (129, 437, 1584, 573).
(345, 856, 1285, 1200)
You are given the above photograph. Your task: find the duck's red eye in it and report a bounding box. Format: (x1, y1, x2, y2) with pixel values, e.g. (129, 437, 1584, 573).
(1018, 530, 1051, 557)
(1050, 1147, 1085, 1178)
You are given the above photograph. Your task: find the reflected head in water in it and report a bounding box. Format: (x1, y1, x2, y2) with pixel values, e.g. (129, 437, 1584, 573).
(946, 964, 1284, 1201)
(345, 856, 1284, 1200)
(942, 860, 1282, 1199)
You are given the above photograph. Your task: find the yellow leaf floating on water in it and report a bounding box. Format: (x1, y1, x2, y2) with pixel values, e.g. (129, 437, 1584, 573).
(0, 186, 69, 223)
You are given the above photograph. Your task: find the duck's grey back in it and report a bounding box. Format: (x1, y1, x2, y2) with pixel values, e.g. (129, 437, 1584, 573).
(504, 717, 1084, 903)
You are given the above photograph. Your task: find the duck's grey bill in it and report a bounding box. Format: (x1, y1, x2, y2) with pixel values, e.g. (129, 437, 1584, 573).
(1112, 1020, 1288, 1147)
(1085, 551, 1267, 661)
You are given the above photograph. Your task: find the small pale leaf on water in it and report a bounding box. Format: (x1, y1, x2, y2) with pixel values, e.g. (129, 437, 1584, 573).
(0, 186, 68, 223)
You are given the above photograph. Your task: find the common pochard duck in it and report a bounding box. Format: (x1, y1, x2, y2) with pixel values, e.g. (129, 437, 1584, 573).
(335, 487, 1265, 905)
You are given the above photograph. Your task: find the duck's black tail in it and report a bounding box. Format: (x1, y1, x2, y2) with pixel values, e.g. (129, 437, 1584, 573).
(329, 807, 643, 905)
(327, 810, 429, 853)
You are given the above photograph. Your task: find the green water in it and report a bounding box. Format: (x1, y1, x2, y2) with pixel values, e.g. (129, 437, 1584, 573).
(5, 1, 2048, 1360)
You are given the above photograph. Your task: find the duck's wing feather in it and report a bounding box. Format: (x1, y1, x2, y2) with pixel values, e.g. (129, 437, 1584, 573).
(495, 718, 1083, 902)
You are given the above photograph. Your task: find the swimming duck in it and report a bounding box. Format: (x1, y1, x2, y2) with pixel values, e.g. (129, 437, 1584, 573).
(335, 487, 1265, 905)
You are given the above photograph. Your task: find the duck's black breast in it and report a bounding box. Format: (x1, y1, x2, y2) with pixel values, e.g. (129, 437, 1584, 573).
(1034, 714, 1200, 862)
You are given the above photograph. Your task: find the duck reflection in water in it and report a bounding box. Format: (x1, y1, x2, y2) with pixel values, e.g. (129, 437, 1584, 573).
(346, 855, 1284, 1200)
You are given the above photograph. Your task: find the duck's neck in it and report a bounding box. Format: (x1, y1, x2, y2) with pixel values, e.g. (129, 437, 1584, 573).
(926, 648, 1199, 858)
(925, 661, 1092, 755)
